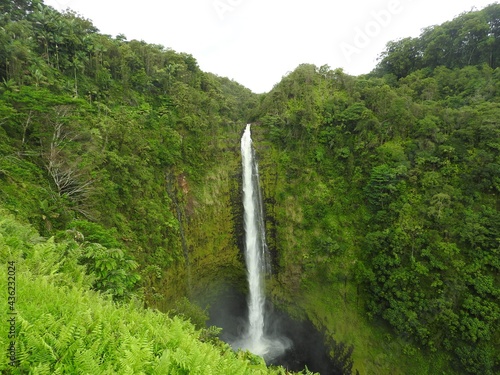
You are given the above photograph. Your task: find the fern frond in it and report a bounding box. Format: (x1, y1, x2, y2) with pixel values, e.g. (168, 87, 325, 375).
(30, 363, 52, 375)
(73, 348, 102, 374)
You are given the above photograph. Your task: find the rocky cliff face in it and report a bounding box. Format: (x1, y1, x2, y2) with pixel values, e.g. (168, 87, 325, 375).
(153, 126, 247, 310)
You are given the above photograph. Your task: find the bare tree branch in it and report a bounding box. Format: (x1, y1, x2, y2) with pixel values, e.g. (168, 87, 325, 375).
(42, 106, 94, 215)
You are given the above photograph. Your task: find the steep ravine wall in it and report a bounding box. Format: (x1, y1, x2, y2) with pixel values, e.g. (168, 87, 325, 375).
(152, 123, 408, 374)
(249, 125, 443, 375)
(154, 126, 248, 311)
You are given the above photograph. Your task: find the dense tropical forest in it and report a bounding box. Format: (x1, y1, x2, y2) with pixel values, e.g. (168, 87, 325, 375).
(0, 0, 499, 373)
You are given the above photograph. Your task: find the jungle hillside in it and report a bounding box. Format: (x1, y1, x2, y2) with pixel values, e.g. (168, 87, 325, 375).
(0, 0, 499, 374)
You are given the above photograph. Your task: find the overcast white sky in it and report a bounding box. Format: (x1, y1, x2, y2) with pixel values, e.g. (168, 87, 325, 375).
(44, 0, 496, 93)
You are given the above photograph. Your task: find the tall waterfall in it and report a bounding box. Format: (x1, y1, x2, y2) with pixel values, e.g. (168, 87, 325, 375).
(235, 124, 289, 360)
(241, 123, 268, 353)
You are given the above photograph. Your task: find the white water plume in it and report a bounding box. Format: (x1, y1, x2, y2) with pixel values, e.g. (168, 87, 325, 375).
(233, 124, 290, 361)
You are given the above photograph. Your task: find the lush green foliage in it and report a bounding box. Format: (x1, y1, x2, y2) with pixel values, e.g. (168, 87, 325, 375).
(2, 1, 500, 374)
(0, 2, 292, 373)
(252, 6, 500, 374)
(0, 0, 256, 304)
(375, 4, 500, 78)
(0, 213, 304, 374)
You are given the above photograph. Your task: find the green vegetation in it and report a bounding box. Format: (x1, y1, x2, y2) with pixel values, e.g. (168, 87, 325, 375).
(0, 212, 300, 374)
(251, 4, 500, 374)
(0, 0, 499, 374)
(375, 3, 500, 78)
(0, 0, 254, 303)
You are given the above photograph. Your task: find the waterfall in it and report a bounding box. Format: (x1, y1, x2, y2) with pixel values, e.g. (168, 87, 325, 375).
(241, 123, 267, 352)
(235, 124, 290, 360)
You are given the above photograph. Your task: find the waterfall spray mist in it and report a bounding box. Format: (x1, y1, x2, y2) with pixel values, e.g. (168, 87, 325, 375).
(233, 124, 290, 360)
